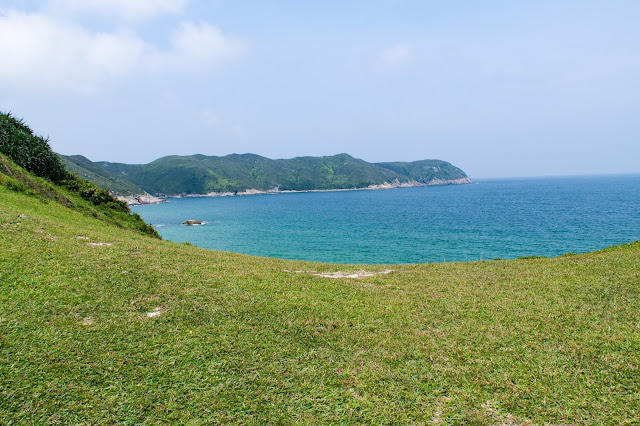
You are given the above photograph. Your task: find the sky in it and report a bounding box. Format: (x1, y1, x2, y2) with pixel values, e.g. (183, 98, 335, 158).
(1, 1, 639, 178)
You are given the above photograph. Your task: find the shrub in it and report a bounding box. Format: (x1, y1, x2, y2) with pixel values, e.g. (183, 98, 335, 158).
(0, 112, 160, 239)
(0, 113, 69, 184)
(60, 175, 129, 212)
(3, 175, 32, 194)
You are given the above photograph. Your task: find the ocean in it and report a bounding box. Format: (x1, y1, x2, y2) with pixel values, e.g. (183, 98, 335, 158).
(133, 175, 640, 264)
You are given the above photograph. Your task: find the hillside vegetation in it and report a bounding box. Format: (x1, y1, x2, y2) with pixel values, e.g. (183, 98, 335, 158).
(59, 154, 148, 197)
(61, 152, 470, 196)
(1, 114, 638, 423)
(0, 112, 158, 237)
(377, 159, 472, 183)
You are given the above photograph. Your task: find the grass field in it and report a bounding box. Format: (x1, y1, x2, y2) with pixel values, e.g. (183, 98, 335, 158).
(1, 182, 639, 424)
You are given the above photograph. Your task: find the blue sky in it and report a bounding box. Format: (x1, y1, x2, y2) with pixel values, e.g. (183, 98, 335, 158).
(1, 0, 639, 178)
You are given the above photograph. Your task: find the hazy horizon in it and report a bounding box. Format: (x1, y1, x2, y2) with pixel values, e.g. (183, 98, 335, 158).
(2, 1, 639, 178)
(58, 150, 640, 180)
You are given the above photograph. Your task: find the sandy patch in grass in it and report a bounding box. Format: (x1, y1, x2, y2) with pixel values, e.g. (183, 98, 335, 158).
(146, 307, 164, 318)
(35, 228, 56, 240)
(479, 401, 530, 425)
(314, 270, 393, 278)
(1, 221, 21, 227)
(286, 269, 393, 279)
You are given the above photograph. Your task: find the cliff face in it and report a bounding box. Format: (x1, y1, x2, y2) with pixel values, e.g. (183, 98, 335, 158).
(424, 177, 472, 185)
(60, 153, 471, 198)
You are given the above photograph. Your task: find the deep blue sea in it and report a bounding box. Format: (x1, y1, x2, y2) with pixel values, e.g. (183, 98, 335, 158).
(133, 175, 640, 264)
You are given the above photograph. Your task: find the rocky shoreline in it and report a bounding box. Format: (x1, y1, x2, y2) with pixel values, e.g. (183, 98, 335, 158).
(116, 193, 166, 206)
(124, 177, 472, 206)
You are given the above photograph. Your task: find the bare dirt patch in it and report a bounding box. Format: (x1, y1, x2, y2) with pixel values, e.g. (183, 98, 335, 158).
(35, 228, 57, 240)
(146, 307, 164, 318)
(285, 269, 393, 279)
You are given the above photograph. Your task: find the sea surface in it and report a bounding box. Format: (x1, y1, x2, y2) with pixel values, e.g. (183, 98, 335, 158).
(133, 175, 640, 264)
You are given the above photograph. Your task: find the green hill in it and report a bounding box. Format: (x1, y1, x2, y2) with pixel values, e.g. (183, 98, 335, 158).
(61, 153, 470, 196)
(376, 159, 473, 183)
(1, 114, 639, 423)
(59, 154, 148, 197)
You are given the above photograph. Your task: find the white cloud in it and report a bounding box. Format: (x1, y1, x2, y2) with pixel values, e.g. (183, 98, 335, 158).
(163, 21, 245, 70)
(380, 43, 413, 68)
(0, 10, 244, 94)
(0, 11, 146, 93)
(48, 0, 187, 20)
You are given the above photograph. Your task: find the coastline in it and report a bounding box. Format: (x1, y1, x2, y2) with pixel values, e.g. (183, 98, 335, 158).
(117, 193, 167, 206)
(125, 177, 472, 206)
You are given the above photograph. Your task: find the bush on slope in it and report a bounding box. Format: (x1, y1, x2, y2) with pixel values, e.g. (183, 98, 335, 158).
(0, 112, 159, 238)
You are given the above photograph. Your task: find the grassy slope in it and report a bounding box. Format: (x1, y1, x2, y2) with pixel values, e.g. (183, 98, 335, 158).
(1, 112, 158, 238)
(65, 153, 469, 196)
(1, 182, 639, 423)
(0, 154, 158, 238)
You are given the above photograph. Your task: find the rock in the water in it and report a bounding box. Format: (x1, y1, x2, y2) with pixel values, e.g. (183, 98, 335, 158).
(183, 219, 204, 226)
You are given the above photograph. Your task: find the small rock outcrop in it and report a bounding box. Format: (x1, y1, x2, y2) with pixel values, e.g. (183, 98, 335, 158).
(183, 219, 204, 226)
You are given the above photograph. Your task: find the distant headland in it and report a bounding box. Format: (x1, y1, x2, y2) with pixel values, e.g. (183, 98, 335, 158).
(59, 153, 471, 205)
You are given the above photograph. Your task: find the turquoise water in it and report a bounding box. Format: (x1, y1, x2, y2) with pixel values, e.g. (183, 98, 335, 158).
(133, 175, 640, 264)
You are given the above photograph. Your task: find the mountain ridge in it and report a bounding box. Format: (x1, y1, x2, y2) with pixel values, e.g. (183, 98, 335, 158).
(60, 152, 471, 202)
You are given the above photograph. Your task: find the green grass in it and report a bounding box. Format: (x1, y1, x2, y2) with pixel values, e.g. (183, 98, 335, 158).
(0, 153, 158, 239)
(0, 112, 158, 239)
(1, 185, 639, 423)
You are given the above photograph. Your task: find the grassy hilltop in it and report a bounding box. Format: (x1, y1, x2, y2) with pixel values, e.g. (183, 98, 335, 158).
(1, 114, 639, 423)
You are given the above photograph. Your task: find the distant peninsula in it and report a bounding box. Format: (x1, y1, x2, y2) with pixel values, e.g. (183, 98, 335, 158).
(60, 153, 471, 204)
